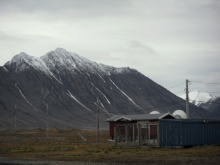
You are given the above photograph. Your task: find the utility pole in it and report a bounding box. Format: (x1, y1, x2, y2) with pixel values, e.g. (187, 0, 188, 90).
(46, 104, 49, 139)
(14, 104, 17, 134)
(97, 97, 99, 142)
(186, 79, 189, 119)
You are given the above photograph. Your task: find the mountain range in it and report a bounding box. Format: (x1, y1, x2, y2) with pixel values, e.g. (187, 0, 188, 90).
(179, 90, 220, 118)
(0, 48, 217, 129)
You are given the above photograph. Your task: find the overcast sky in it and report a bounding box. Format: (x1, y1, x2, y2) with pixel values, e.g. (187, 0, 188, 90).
(0, 0, 220, 97)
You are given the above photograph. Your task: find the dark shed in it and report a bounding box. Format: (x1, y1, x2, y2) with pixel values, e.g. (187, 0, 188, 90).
(159, 119, 220, 147)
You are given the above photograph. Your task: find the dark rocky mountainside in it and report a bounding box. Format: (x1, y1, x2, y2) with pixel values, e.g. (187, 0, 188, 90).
(195, 97, 220, 118)
(0, 48, 216, 129)
(199, 98, 220, 117)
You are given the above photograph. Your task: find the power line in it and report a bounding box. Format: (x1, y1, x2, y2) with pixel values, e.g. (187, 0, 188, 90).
(49, 101, 185, 120)
(172, 90, 185, 94)
(0, 30, 14, 56)
(142, 90, 185, 101)
(191, 81, 220, 85)
(40, 99, 185, 119)
(188, 91, 220, 93)
(166, 82, 185, 89)
(189, 100, 220, 104)
(204, 92, 220, 93)
(51, 112, 97, 120)
(2, 82, 193, 122)
(98, 101, 186, 114)
(38, 100, 186, 120)
(4, 100, 187, 126)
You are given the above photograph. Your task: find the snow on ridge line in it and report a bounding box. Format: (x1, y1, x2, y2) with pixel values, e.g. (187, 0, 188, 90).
(6, 48, 134, 78)
(109, 78, 143, 109)
(91, 83, 111, 104)
(9, 52, 63, 85)
(43, 48, 131, 75)
(15, 84, 39, 112)
(67, 90, 92, 112)
(7, 48, 132, 76)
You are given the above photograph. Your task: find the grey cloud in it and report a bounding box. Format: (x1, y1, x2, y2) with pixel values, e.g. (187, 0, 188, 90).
(128, 40, 157, 55)
(1, 32, 52, 42)
(0, 0, 219, 96)
(0, 0, 132, 18)
(137, 0, 220, 19)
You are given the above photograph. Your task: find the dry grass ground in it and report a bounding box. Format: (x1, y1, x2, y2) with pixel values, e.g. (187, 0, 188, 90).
(0, 129, 220, 164)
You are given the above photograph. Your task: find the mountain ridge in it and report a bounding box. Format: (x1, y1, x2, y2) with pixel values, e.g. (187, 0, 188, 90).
(5, 48, 131, 76)
(0, 48, 217, 129)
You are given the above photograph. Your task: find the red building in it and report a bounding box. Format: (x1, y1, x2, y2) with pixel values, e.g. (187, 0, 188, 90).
(106, 113, 176, 142)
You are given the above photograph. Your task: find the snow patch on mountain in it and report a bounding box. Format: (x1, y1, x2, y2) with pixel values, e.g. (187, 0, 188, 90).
(67, 90, 92, 112)
(47, 70, 63, 84)
(91, 89, 95, 95)
(94, 102, 111, 115)
(2, 66, 9, 72)
(99, 100, 110, 115)
(90, 83, 111, 104)
(98, 74, 106, 83)
(86, 72, 90, 77)
(15, 84, 39, 112)
(109, 78, 143, 109)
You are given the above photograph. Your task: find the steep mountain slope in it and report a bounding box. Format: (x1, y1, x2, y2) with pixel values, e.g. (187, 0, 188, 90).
(179, 90, 220, 117)
(0, 48, 216, 129)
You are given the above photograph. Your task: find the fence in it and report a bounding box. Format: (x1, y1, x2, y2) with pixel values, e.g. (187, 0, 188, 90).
(114, 122, 159, 147)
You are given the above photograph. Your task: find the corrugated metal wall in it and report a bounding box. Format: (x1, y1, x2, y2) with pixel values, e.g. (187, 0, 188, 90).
(159, 119, 220, 147)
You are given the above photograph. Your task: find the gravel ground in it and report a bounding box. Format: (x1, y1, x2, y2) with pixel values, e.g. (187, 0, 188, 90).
(1, 157, 220, 165)
(0, 157, 111, 165)
(0, 160, 110, 165)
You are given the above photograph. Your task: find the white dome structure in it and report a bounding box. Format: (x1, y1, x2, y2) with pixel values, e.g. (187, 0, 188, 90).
(149, 111, 160, 114)
(173, 110, 187, 119)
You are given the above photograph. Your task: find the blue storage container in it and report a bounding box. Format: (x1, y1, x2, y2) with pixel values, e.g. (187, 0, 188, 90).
(159, 119, 220, 147)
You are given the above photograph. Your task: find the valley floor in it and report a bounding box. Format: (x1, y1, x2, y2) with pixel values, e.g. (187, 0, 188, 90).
(0, 129, 220, 165)
(1, 155, 220, 165)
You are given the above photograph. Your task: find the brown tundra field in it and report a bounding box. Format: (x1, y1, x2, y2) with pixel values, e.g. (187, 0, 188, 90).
(0, 128, 220, 165)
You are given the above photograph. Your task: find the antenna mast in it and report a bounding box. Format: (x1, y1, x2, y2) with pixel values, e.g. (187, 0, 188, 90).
(14, 104, 17, 134)
(186, 79, 189, 119)
(97, 97, 99, 142)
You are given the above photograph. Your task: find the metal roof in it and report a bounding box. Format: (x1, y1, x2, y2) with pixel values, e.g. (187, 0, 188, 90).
(106, 113, 175, 122)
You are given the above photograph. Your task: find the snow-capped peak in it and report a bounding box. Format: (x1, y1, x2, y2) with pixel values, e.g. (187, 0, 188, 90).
(6, 52, 29, 65)
(40, 48, 131, 75)
(179, 90, 213, 106)
(4, 48, 132, 75)
(5, 52, 48, 73)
